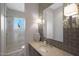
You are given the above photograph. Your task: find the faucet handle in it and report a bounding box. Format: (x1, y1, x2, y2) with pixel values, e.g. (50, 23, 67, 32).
(43, 40, 47, 45)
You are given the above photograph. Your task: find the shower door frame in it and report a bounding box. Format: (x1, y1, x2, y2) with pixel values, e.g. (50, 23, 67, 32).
(1, 3, 7, 56)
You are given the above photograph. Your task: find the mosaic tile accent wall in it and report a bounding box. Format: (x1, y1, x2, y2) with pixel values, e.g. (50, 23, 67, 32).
(46, 16, 79, 56)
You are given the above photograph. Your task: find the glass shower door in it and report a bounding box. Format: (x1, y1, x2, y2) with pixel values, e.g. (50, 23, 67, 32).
(5, 3, 25, 56)
(6, 17, 25, 56)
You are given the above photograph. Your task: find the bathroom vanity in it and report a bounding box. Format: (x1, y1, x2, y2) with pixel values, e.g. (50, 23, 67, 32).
(29, 41, 73, 56)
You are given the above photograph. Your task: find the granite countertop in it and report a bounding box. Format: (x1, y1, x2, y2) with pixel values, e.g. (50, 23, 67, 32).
(29, 41, 73, 56)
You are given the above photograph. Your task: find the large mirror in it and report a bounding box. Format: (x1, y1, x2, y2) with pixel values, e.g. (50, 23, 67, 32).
(43, 3, 64, 42)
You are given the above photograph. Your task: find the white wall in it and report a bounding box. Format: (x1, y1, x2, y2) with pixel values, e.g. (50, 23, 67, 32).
(25, 3, 39, 55)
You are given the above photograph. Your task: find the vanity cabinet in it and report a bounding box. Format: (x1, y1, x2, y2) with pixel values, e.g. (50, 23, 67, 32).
(29, 41, 73, 56)
(29, 44, 41, 56)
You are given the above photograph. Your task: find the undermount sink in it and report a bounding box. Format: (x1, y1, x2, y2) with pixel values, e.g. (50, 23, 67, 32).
(39, 44, 48, 53)
(39, 47, 48, 53)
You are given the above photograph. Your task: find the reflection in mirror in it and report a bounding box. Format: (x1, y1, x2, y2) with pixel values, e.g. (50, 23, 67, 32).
(43, 3, 63, 42)
(63, 4, 79, 55)
(64, 4, 79, 28)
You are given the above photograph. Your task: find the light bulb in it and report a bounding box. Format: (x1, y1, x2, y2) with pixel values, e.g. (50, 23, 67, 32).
(21, 45, 25, 49)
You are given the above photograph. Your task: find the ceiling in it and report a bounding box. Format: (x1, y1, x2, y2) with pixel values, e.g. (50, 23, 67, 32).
(6, 3, 24, 12)
(49, 3, 63, 10)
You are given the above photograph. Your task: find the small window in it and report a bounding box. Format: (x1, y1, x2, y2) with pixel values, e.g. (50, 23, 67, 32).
(13, 17, 25, 32)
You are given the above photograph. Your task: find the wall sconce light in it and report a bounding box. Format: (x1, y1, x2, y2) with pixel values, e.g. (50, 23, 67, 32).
(21, 45, 25, 49)
(64, 4, 78, 16)
(35, 18, 42, 24)
(34, 18, 44, 41)
(42, 19, 45, 24)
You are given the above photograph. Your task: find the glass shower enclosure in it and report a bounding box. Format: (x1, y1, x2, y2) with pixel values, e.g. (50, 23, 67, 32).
(1, 3, 26, 56)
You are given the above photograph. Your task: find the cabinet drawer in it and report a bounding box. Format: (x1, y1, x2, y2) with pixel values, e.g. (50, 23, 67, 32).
(29, 44, 41, 56)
